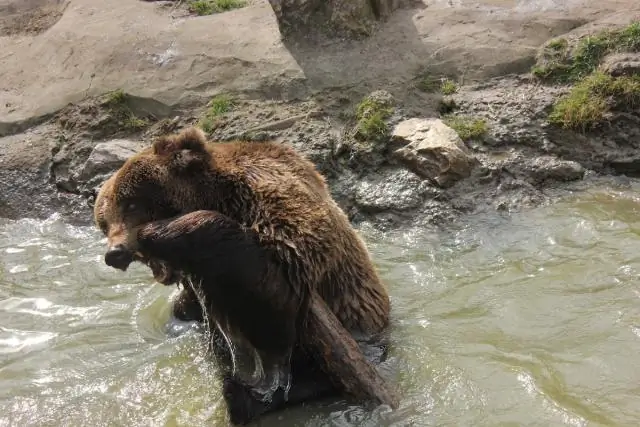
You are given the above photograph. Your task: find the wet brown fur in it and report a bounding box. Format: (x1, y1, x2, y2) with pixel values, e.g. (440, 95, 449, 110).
(94, 126, 390, 337)
(136, 210, 301, 366)
(93, 127, 391, 424)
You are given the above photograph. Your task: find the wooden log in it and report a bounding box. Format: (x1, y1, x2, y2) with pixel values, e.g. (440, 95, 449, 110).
(305, 290, 400, 409)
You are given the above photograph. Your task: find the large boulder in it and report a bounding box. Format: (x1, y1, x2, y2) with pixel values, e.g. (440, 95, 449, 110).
(0, 127, 87, 222)
(353, 169, 436, 213)
(76, 140, 146, 182)
(505, 154, 585, 184)
(600, 52, 640, 77)
(75, 139, 147, 196)
(391, 118, 478, 188)
(266, 0, 400, 38)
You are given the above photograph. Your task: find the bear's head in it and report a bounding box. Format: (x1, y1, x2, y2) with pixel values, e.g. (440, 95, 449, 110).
(93, 127, 213, 283)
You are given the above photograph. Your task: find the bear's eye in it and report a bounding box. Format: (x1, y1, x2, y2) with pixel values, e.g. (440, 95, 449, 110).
(124, 201, 138, 213)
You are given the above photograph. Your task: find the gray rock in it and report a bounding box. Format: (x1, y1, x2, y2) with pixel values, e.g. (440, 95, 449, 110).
(266, 0, 400, 38)
(363, 90, 396, 109)
(500, 152, 586, 184)
(50, 138, 146, 196)
(51, 139, 97, 193)
(526, 156, 585, 183)
(76, 139, 146, 182)
(353, 169, 435, 212)
(456, 80, 563, 148)
(0, 127, 88, 222)
(74, 139, 147, 196)
(391, 118, 478, 188)
(601, 53, 640, 77)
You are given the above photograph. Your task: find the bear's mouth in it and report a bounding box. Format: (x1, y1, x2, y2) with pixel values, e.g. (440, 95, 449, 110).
(135, 254, 182, 286)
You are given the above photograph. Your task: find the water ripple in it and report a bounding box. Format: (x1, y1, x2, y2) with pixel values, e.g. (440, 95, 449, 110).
(0, 328, 58, 355)
(2, 189, 640, 425)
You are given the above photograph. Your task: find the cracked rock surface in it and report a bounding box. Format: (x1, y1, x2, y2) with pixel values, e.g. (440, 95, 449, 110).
(1, 0, 640, 228)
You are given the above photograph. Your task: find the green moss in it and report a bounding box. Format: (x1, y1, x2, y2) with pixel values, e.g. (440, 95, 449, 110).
(197, 118, 212, 133)
(355, 96, 392, 120)
(213, 0, 246, 12)
(189, 0, 246, 15)
(190, 0, 214, 15)
(531, 38, 571, 80)
(532, 22, 640, 131)
(103, 90, 149, 131)
(197, 94, 235, 133)
(356, 112, 388, 140)
(616, 21, 640, 51)
(532, 22, 640, 83)
(207, 94, 233, 116)
(354, 96, 394, 141)
(546, 38, 569, 51)
(416, 73, 459, 95)
(106, 89, 127, 106)
(548, 71, 640, 131)
(531, 39, 573, 82)
(123, 115, 149, 130)
(440, 79, 458, 95)
(443, 115, 488, 141)
(570, 33, 613, 79)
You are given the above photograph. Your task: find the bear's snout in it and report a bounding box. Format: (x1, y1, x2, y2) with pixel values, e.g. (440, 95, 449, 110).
(104, 244, 134, 271)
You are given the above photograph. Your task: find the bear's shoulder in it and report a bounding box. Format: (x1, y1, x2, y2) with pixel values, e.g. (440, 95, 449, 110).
(207, 140, 328, 196)
(208, 140, 308, 165)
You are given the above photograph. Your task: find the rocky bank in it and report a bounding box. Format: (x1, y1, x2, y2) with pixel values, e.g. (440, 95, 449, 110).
(1, 0, 640, 229)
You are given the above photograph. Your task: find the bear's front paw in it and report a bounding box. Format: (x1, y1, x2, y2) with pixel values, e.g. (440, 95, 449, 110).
(222, 376, 275, 425)
(170, 286, 205, 323)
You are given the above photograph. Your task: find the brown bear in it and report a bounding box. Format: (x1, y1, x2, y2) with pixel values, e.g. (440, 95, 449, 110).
(93, 127, 391, 424)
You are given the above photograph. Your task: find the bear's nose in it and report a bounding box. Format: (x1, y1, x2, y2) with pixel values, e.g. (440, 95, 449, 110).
(104, 245, 133, 271)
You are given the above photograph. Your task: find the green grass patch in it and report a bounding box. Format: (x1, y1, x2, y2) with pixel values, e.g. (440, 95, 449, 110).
(356, 112, 388, 140)
(416, 73, 459, 95)
(123, 115, 149, 130)
(103, 90, 149, 131)
(197, 94, 235, 133)
(354, 95, 394, 141)
(548, 71, 640, 131)
(443, 115, 488, 141)
(189, 0, 246, 16)
(440, 79, 458, 95)
(546, 38, 569, 51)
(616, 21, 640, 51)
(532, 21, 640, 83)
(106, 89, 127, 105)
(207, 94, 233, 116)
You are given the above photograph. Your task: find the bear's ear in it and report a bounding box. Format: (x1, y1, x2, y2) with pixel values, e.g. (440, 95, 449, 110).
(152, 127, 210, 174)
(153, 127, 208, 156)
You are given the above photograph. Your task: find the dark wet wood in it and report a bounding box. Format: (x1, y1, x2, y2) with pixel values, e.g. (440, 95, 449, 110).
(305, 290, 399, 409)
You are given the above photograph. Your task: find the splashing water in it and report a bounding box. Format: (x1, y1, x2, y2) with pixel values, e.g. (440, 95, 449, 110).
(183, 275, 292, 404)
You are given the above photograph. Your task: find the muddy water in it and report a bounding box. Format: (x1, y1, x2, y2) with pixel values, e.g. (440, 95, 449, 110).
(2, 186, 640, 427)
